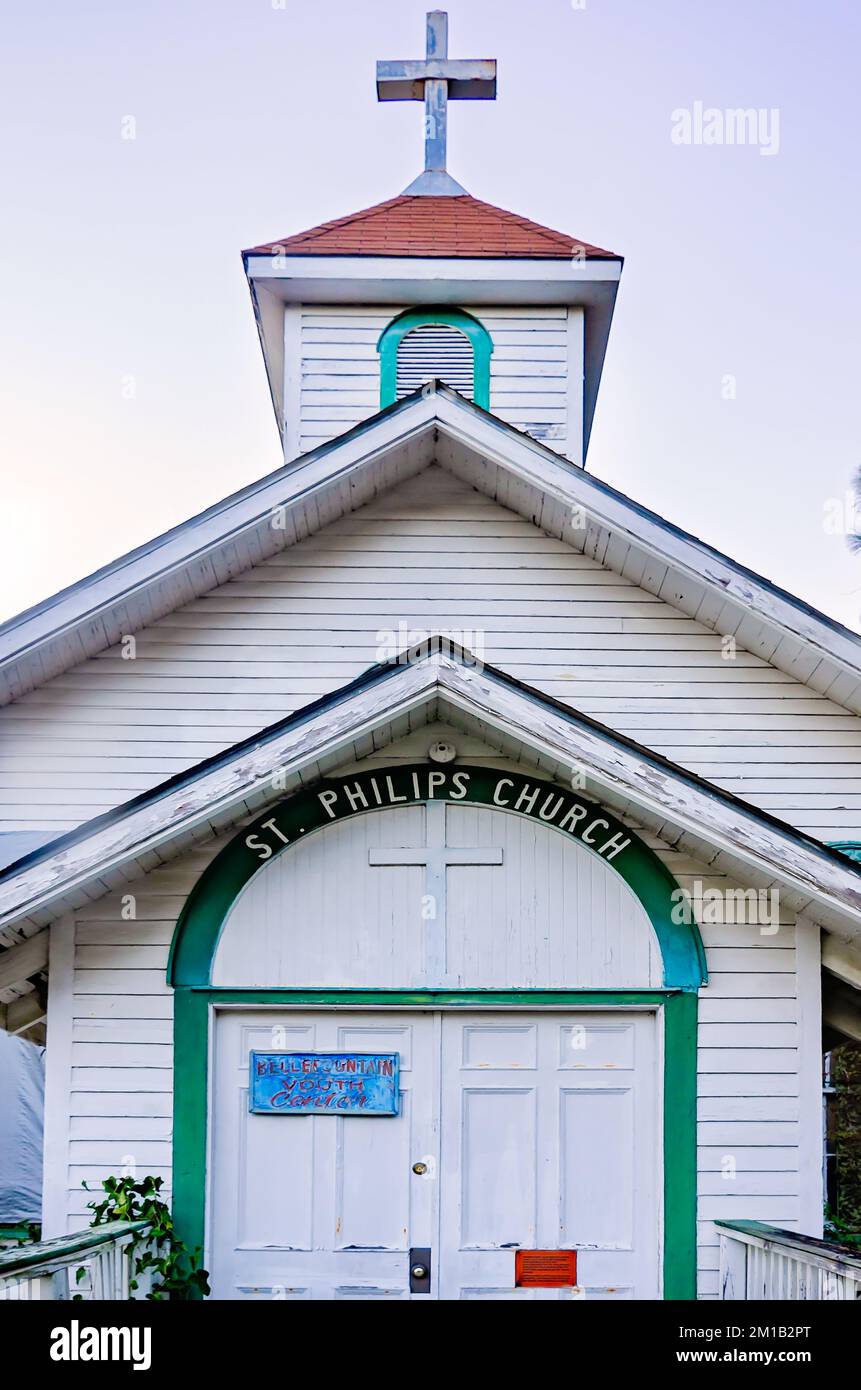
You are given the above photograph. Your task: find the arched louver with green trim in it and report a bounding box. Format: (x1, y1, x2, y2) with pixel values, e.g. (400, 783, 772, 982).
(378, 308, 492, 409)
(397, 324, 473, 399)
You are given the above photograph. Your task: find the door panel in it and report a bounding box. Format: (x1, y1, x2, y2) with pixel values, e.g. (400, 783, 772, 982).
(559, 1086, 634, 1247)
(438, 1012, 660, 1299)
(460, 1086, 538, 1247)
(209, 1011, 438, 1299)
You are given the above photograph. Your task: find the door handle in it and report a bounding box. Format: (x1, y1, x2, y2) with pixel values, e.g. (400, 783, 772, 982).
(409, 1247, 431, 1294)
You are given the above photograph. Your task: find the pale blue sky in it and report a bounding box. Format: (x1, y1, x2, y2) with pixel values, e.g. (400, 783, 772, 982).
(1, 0, 859, 626)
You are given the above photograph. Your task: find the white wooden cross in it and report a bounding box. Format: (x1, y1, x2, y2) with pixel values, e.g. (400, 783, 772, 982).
(376, 10, 497, 196)
(368, 800, 503, 981)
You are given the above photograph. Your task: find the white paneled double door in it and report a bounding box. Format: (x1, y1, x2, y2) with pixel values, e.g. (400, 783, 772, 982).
(209, 1010, 660, 1300)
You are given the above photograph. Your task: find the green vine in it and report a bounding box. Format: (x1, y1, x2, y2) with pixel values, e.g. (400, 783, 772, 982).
(83, 1175, 210, 1300)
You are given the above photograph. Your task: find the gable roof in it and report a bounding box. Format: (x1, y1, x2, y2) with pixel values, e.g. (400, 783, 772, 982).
(243, 194, 618, 260)
(2, 642, 861, 949)
(2, 383, 861, 714)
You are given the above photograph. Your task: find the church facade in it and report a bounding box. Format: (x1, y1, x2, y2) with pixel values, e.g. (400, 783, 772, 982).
(2, 12, 861, 1301)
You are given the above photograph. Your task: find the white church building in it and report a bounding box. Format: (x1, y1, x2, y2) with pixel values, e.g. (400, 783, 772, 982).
(2, 12, 861, 1301)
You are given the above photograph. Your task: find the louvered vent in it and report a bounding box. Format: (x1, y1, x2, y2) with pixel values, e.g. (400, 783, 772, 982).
(396, 324, 474, 399)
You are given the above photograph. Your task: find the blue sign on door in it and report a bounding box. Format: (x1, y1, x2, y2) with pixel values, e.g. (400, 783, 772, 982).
(249, 1052, 400, 1116)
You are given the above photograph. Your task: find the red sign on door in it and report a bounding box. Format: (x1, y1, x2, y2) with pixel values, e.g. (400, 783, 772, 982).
(515, 1249, 578, 1288)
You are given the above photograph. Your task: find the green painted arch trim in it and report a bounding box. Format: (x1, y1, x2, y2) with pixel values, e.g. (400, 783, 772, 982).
(829, 840, 861, 864)
(377, 307, 493, 409)
(167, 764, 706, 991)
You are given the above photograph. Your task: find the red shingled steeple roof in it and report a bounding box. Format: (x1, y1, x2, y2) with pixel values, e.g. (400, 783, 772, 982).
(244, 194, 618, 260)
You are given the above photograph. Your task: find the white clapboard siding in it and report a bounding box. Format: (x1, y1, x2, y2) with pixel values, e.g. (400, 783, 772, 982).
(297, 306, 574, 455)
(54, 760, 806, 1292)
(62, 843, 224, 1229)
(695, 905, 801, 1298)
(2, 468, 860, 838)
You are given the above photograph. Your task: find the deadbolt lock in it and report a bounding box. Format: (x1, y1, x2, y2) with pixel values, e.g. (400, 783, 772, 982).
(412, 1160, 428, 1175)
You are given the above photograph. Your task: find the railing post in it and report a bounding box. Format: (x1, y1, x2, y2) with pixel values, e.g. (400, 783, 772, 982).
(719, 1231, 747, 1300)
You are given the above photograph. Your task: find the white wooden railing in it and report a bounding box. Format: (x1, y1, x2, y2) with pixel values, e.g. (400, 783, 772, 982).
(0, 1220, 148, 1300)
(718, 1220, 861, 1300)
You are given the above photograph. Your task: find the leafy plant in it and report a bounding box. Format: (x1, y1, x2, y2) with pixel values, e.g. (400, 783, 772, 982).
(13, 1222, 41, 1246)
(827, 1044, 861, 1245)
(824, 1206, 861, 1250)
(83, 1174, 210, 1300)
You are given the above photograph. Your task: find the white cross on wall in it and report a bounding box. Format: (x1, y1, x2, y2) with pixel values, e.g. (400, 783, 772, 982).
(368, 800, 503, 982)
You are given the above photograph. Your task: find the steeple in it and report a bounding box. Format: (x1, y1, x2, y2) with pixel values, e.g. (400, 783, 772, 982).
(376, 10, 497, 196)
(242, 10, 622, 469)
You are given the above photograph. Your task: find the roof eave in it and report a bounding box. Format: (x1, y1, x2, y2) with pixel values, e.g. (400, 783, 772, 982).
(2, 645, 861, 943)
(2, 383, 861, 713)
(242, 251, 623, 286)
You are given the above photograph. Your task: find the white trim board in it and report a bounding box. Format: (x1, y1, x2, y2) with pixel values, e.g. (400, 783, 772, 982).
(41, 916, 75, 1237)
(795, 917, 824, 1237)
(241, 253, 623, 296)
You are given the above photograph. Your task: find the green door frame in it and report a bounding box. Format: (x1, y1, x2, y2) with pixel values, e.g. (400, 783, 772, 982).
(168, 766, 704, 1299)
(173, 988, 696, 1299)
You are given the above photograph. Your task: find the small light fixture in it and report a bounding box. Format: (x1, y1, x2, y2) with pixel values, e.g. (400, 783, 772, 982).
(428, 741, 457, 764)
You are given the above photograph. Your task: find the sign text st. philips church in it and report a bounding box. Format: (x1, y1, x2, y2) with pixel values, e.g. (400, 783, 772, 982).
(242, 765, 634, 867)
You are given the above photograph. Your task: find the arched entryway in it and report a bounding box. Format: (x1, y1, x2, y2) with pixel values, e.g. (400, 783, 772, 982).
(168, 766, 704, 1299)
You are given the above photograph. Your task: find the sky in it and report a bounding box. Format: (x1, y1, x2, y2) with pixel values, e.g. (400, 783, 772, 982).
(1, 0, 859, 627)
